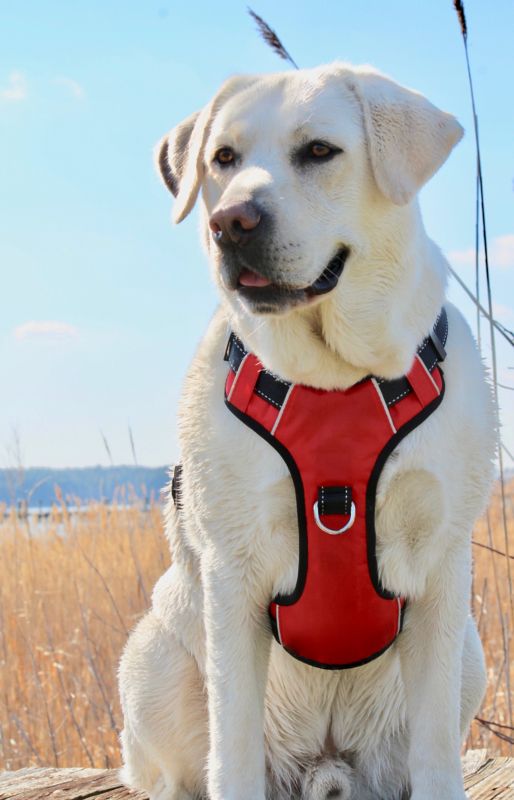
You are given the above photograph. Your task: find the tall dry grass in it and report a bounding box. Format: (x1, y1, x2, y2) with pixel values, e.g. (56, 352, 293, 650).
(0, 481, 512, 771)
(0, 494, 170, 771)
(467, 479, 514, 753)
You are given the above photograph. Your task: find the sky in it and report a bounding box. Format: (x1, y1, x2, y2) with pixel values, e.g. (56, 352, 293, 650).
(1, 0, 513, 469)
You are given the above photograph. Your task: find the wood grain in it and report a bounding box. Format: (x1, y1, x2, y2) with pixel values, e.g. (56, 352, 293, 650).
(0, 754, 512, 799)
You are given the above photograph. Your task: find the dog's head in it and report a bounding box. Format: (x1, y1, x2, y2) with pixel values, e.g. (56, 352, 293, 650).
(156, 64, 462, 322)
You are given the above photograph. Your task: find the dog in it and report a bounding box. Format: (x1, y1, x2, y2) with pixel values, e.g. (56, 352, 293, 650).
(118, 63, 496, 800)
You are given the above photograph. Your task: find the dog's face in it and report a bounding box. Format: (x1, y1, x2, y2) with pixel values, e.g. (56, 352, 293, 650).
(198, 75, 365, 315)
(157, 64, 463, 318)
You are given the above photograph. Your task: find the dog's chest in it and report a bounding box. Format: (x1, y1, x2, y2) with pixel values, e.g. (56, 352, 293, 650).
(240, 451, 437, 606)
(180, 316, 447, 605)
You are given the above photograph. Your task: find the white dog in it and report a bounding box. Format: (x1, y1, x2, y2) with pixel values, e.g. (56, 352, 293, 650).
(118, 63, 496, 800)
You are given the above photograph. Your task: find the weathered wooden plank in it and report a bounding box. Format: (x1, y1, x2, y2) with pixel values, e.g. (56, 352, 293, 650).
(0, 768, 146, 800)
(0, 755, 512, 799)
(463, 754, 514, 799)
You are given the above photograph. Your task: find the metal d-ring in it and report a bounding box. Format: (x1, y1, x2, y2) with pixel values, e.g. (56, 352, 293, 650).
(313, 500, 356, 535)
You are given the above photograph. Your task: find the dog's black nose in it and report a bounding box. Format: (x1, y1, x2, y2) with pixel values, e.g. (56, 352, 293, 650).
(209, 201, 262, 245)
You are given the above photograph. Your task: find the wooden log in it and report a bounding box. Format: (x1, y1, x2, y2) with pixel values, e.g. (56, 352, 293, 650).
(0, 767, 145, 800)
(0, 753, 513, 799)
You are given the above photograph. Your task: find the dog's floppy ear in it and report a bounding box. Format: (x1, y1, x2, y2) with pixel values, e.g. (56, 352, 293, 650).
(157, 75, 257, 224)
(155, 111, 200, 200)
(155, 101, 219, 223)
(351, 68, 464, 205)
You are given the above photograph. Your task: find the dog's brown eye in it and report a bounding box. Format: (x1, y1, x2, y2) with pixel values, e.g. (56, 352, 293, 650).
(310, 142, 332, 158)
(295, 140, 342, 166)
(214, 147, 235, 166)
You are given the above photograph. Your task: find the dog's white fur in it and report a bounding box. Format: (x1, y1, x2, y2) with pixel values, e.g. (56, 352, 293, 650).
(118, 63, 496, 800)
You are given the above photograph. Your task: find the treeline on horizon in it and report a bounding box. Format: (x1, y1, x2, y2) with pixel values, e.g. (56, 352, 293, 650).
(0, 465, 170, 507)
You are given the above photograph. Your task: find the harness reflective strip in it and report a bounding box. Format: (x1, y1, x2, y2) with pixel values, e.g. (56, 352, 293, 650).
(227, 353, 250, 404)
(407, 355, 442, 407)
(271, 383, 295, 436)
(371, 378, 397, 434)
(275, 605, 283, 645)
(396, 597, 403, 634)
(415, 353, 442, 395)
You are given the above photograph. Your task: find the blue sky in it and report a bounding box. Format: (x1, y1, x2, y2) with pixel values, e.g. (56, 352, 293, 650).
(1, 0, 513, 468)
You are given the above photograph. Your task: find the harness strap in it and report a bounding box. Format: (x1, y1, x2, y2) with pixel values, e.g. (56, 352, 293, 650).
(224, 308, 448, 412)
(217, 308, 448, 669)
(318, 485, 352, 516)
(173, 310, 448, 509)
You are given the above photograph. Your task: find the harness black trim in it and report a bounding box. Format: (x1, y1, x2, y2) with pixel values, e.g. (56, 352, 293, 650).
(224, 308, 448, 413)
(268, 605, 408, 671)
(364, 380, 446, 602)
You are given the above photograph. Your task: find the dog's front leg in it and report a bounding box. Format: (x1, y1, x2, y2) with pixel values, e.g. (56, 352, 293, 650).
(399, 553, 471, 800)
(203, 560, 271, 800)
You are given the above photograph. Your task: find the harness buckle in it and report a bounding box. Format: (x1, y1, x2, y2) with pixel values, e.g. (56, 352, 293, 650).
(313, 500, 356, 535)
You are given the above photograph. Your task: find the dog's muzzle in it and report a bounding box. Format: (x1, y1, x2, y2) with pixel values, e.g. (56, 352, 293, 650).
(209, 202, 349, 311)
(306, 247, 349, 296)
(218, 245, 350, 315)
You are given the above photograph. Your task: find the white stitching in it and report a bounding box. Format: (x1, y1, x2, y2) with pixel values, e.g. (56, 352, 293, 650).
(388, 387, 410, 405)
(233, 338, 246, 356)
(264, 370, 290, 386)
(255, 388, 281, 409)
(321, 487, 325, 516)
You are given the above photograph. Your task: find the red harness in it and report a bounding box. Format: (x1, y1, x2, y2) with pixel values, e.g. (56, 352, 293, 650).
(222, 310, 447, 669)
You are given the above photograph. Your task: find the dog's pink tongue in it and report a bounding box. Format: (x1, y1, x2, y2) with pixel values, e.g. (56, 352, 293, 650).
(238, 268, 272, 287)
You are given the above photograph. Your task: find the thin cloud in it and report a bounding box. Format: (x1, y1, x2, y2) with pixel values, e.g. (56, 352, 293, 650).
(54, 76, 85, 99)
(0, 71, 27, 101)
(14, 321, 79, 342)
(493, 303, 514, 324)
(448, 234, 514, 270)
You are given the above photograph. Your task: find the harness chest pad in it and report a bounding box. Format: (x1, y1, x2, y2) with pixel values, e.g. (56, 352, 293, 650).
(223, 310, 447, 670)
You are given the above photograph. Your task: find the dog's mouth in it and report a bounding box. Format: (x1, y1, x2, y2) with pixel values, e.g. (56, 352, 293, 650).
(233, 247, 349, 314)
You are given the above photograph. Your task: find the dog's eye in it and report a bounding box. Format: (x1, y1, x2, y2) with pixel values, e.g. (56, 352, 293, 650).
(213, 147, 236, 166)
(296, 141, 342, 165)
(310, 142, 332, 158)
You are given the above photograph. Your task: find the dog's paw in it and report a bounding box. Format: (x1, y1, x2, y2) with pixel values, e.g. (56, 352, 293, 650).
(302, 758, 354, 800)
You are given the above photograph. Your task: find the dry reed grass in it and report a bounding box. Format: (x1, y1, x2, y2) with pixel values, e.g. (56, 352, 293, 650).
(0, 492, 170, 771)
(0, 481, 512, 771)
(467, 478, 514, 753)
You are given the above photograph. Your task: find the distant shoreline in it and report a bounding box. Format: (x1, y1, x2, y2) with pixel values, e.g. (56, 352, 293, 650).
(0, 465, 170, 507)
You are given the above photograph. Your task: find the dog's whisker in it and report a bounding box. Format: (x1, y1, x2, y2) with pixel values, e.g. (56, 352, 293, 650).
(247, 318, 268, 338)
